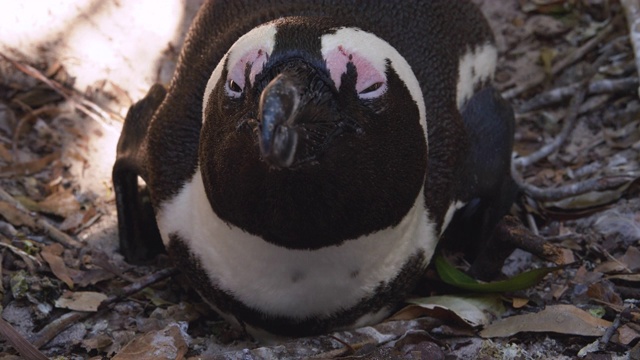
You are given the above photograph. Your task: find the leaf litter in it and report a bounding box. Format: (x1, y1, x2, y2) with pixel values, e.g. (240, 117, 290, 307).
(0, 0, 638, 359)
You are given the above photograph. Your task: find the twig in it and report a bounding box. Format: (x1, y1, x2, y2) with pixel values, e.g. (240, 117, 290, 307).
(569, 162, 603, 179)
(497, 215, 566, 264)
(512, 172, 637, 202)
(513, 85, 588, 168)
(599, 308, 629, 351)
(514, 49, 612, 169)
(11, 103, 60, 159)
(30, 267, 179, 348)
(550, 24, 614, 76)
(519, 77, 639, 113)
(0, 187, 82, 248)
(525, 213, 540, 236)
(0, 52, 120, 132)
(503, 24, 614, 99)
(621, 0, 640, 97)
(0, 317, 48, 360)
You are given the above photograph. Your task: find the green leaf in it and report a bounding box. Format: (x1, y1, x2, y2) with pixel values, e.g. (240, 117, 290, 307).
(434, 255, 558, 293)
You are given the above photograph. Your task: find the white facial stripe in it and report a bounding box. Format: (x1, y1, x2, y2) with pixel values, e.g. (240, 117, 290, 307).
(202, 23, 278, 123)
(157, 169, 438, 319)
(456, 43, 497, 109)
(320, 28, 427, 139)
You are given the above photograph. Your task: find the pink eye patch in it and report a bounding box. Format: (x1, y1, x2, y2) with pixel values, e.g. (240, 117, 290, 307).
(226, 48, 269, 96)
(324, 46, 387, 99)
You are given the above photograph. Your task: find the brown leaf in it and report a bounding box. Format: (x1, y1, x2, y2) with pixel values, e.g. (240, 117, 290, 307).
(616, 324, 640, 345)
(619, 247, 640, 272)
(55, 291, 108, 312)
(0, 152, 60, 178)
(82, 334, 114, 353)
(112, 323, 188, 360)
(595, 247, 640, 274)
(511, 297, 530, 309)
(0, 200, 36, 228)
(394, 295, 506, 328)
(40, 243, 75, 288)
(0, 317, 48, 360)
(70, 268, 115, 287)
(60, 205, 99, 233)
(36, 189, 80, 218)
(480, 304, 612, 338)
(586, 281, 623, 306)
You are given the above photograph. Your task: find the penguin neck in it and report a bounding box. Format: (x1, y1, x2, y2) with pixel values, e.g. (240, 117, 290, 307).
(199, 147, 426, 250)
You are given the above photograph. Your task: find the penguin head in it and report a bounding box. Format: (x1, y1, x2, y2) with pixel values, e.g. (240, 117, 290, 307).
(199, 17, 428, 249)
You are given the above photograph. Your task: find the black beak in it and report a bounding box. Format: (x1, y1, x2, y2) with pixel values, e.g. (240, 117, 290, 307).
(258, 73, 301, 168)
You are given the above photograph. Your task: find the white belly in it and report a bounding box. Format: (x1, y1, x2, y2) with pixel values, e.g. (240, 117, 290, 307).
(156, 168, 438, 319)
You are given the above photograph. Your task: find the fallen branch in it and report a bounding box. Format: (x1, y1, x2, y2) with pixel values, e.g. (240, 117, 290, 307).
(497, 215, 568, 264)
(519, 77, 639, 113)
(513, 84, 588, 168)
(30, 267, 179, 348)
(512, 172, 637, 202)
(513, 48, 613, 169)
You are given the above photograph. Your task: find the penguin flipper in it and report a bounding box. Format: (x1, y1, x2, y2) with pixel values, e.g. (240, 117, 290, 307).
(446, 86, 520, 279)
(112, 84, 167, 264)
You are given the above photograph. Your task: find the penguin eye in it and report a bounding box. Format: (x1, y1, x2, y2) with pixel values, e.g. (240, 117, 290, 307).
(226, 79, 243, 97)
(358, 82, 386, 100)
(361, 82, 382, 93)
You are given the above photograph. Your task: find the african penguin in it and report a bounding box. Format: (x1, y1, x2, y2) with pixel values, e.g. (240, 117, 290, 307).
(113, 0, 517, 338)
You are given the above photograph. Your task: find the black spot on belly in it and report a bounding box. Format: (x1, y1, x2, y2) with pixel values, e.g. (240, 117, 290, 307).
(350, 269, 360, 278)
(291, 271, 305, 283)
(168, 234, 427, 337)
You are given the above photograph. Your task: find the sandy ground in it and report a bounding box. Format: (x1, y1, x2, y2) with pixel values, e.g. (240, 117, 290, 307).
(0, 0, 203, 253)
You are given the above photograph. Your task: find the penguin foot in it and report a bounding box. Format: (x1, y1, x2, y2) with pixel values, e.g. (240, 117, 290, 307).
(468, 215, 567, 280)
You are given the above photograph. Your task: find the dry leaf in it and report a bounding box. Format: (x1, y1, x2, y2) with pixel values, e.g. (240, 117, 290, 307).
(595, 247, 640, 274)
(0, 152, 60, 178)
(71, 268, 115, 287)
(112, 323, 188, 360)
(480, 304, 612, 338)
(619, 247, 640, 271)
(616, 324, 640, 345)
(0, 201, 36, 228)
(55, 291, 108, 312)
(82, 334, 114, 353)
(511, 297, 529, 309)
(393, 295, 505, 328)
(0, 317, 48, 360)
(41, 243, 75, 288)
(586, 281, 623, 306)
(60, 205, 99, 233)
(36, 189, 81, 218)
